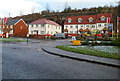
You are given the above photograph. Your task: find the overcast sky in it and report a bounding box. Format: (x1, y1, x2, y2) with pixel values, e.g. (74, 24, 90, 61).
(0, 0, 119, 18)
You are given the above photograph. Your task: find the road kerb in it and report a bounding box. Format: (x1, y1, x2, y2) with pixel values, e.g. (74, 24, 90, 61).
(42, 47, 120, 68)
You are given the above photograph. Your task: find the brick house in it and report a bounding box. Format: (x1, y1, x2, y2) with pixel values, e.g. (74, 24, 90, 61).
(5, 19, 28, 36)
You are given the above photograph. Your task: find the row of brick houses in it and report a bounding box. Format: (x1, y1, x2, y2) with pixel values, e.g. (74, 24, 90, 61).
(64, 13, 113, 36)
(0, 13, 119, 38)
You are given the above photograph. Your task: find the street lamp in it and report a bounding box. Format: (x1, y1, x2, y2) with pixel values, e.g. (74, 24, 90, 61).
(27, 34, 29, 45)
(76, 24, 78, 35)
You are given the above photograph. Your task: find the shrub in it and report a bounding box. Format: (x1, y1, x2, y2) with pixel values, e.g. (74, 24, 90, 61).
(81, 41, 89, 45)
(101, 41, 111, 45)
(76, 35, 82, 40)
(51, 36, 56, 40)
(110, 38, 120, 46)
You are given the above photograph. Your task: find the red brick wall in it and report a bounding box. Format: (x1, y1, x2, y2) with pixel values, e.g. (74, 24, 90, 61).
(13, 20, 28, 36)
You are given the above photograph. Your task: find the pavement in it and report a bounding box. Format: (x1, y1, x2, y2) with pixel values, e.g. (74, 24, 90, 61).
(42, 47, 120, 68)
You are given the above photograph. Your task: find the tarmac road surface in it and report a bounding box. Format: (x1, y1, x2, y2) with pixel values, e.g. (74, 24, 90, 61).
(1, 40, 119, 79)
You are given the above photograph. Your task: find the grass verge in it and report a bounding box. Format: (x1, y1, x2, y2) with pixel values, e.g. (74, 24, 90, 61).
(56, 45, 120, 60)
(0, 38, 27, 42)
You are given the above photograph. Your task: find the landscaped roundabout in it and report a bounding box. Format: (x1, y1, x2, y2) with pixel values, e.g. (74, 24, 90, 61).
(56, 38, 120, 60)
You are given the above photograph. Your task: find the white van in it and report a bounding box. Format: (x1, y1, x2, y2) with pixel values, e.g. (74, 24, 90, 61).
(54, 33, 66, 39)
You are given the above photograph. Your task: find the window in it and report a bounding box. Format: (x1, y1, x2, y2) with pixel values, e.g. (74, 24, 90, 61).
(41, 24, 45, 27)
(70, 31, 73, 33)
(89, 20, 93, 22)
(81, 25, 83, 27)
(68, 18, 72, 23)
(104, 24, 107, 26)
(86, 25, 89, 27)
(75, 31, 77, 34)
(98, 24, 101, 27)
(34, 30, 38, 32)
(41, 31, 45, 34)
(68, 20, 72, 23)
(77, 18, 82, 23)
(33, 30, 38, 34)
(88, 17, 93, 22)
(31, 31, 33, 34)
(31, 24, 33, 27)
(76, 26, 78, 28)
(100, 16, 106, 21)
(92, 25, 95, 28)
(36, 24, 38, 27)
(70, 26, 73, 28)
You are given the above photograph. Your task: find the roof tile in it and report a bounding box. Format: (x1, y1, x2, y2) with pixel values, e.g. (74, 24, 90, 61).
(64, 13, 112, 24)
(30, 19, 61, 26)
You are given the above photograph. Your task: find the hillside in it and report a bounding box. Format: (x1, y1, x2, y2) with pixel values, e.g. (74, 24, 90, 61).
(13, 5, 119, 32)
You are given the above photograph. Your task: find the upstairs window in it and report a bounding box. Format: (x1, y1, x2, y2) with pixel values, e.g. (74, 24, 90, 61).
(100, 16, 106, 21)
(88, 17, 94, 22)
(67, 18, 72, 23)
(30, 24, 33, 27)
(76, 25, 78, 28)
(98, 24, 101, 27)
(70, 26, 73, 28)
(41, 24, 45, 27)
(36, 24, 38, 27)
(77, 18, 82, 23)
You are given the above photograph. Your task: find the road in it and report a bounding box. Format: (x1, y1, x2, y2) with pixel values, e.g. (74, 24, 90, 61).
(1, 39, 119, 79)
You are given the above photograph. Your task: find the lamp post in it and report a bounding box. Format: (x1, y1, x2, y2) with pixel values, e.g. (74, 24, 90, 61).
(27, 34, 29, 45)
(101, 31, 104, 44)
(76, 24, 78, 36)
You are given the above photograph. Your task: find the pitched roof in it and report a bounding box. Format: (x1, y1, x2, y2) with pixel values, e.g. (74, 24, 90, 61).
(96, 13, 111, 23)
(64, 13, 112, 25)
(64, 15, 96, 24)
(7, 19, 21, 25)
(30, 19, 61, 26)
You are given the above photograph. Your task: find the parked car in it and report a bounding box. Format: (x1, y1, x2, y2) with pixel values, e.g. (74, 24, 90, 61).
(53, 33, 66, 39)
